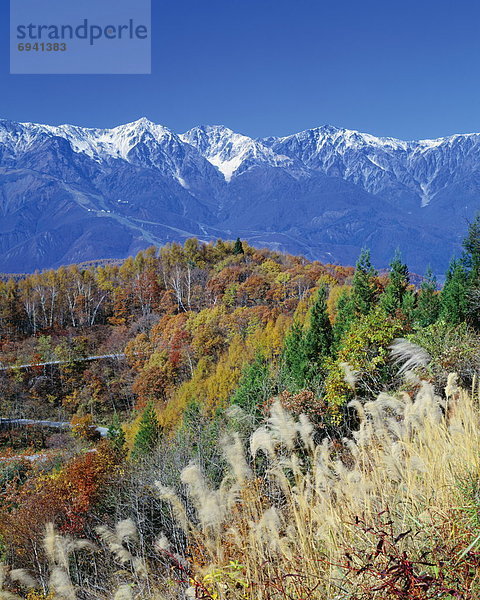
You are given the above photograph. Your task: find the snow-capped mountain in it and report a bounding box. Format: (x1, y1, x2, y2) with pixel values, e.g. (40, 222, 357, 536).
(268, 126, 480, 209)
(0, 117, 479, 274)
(0, 118, 223, 192)
(181, 125, 305, 181)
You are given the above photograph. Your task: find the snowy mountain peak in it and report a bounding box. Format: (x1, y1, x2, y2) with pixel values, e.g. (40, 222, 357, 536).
(128, 116, 156, 127)
(1, 116, 480, 274)
(111, 117, 172, 140)
(2, 116, 480, 206)
(276, 124, 409, 152)
(268, 125, 480, 206)
(0, 117, 178, 162)
(181, 124, 300, 181)
(55, 118, 175, 160)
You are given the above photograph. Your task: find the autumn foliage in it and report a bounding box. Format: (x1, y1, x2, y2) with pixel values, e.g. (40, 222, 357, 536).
(0, 441, 119, 565)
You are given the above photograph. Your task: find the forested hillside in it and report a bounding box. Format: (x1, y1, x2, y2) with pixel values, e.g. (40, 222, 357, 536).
(0, 219, 480, 599)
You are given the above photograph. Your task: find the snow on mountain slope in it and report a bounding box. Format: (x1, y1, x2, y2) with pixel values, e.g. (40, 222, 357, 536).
(181, 125, 305, 181)
(268, 125, 480, 207)
(0, 117, 172, 161)
(4, 117, 480, 209)
(1, 116, 480, 273)
(0, 118, 224, 191)
(44, 118, 173, 161)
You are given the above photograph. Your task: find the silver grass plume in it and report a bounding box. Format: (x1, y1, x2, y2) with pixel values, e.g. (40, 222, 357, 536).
(131, 557, 148, 579)
(0, 565, 21, 600)
(296, 413, 315, 452)
(180, 463, 226, 530)
(409, 455, 427, 473)
(154, 532, 171, 553)
(339, 362, 359, 389)
(409, 382, 443, 427)
(155, 483, 191, 533)
(376, 392, 406, 417)
(114, 585, 133, 600)
(390, 338, 431, 376)
(96, 520, 146, 576)
(312, 439, 336, 494)
(96, 525, 133, 565)
(49, 568, 76, 600)
(44, 523, 57, 566)
(255, 507, 283, 553)
(0, 592, 21, 600)
(445, 372, 460, 400)
(8, 569, 37, 589)
(221, 432, 252, 483)
(267, 400, 298, 449)
(154, 532, 188, 569)
(115, 519, 138, 545)
(0, 566, 7, 589)
(44, 524, 96, 568)
(44, 523, 96, 600)
(250, 426, 275, 458)
(95, 524, 133, 565)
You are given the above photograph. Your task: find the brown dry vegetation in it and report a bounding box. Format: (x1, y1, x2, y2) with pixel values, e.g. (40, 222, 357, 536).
(1, 373, 480, 599)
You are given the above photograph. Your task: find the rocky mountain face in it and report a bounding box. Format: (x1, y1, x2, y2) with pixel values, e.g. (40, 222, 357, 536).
(0, 117, 479, 274)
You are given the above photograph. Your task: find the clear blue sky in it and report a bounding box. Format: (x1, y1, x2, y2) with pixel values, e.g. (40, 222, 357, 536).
(2, 0, 480, 140)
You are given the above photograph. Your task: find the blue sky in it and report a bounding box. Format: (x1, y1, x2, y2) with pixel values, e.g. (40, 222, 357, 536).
(1, 0, 480, 139)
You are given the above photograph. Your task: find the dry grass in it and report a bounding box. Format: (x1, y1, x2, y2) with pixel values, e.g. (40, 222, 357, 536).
(3, 374, 480, 599)
(155, 373, 480, 598)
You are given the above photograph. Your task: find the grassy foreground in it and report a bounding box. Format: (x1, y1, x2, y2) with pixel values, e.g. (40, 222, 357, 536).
(2, 372, 480, 599)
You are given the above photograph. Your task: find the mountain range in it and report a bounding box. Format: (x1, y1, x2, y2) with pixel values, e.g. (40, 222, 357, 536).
(0, 117, 479, 274)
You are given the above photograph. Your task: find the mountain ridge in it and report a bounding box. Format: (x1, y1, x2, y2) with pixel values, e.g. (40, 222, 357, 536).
(0, 117, 479, 274)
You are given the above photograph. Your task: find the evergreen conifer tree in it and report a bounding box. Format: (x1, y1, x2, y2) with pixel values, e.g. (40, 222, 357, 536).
(281, 285, 333, 390)
(351, 248, 377, 316)
(401, 289, 416, 324)
(132, 402, 160, 459)
(280, 321, 307, 390)
(380, 250, 409, 314)
(462, 213, 480, 327)
(303, 285, 333, 385)
(332, 289, 356, 350)
(303, 284, 333, 366)
(463, 212, 480, 279)
(281, 286, 333, 391)
(233, 238, 244, 255)
(440, 258, 469, 325)
(231, 354, 270, 415)
(415, 267, 440, 327)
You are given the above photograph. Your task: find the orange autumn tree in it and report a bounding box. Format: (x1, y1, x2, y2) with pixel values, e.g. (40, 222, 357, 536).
(0, 441, 119, 566)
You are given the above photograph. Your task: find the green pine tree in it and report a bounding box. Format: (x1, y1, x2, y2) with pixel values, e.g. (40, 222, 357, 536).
(132, 402, 161, 459)
(280, 321, 307, 390)
(401, 289, 416, 324)
(415, 267, 440, 327)
(463, 212, 480, 279)
(462, 213, 480, 328)
(231, 354, 271, 416)
(440, 258, 469, 325)
(281, 285, 333, 390)
(351, 248, 378, 316)
(380, 250, 409, 314)
(332, 289, 356, 350)
(303, 284, 333, 367)
(233, 238, 244, 255)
